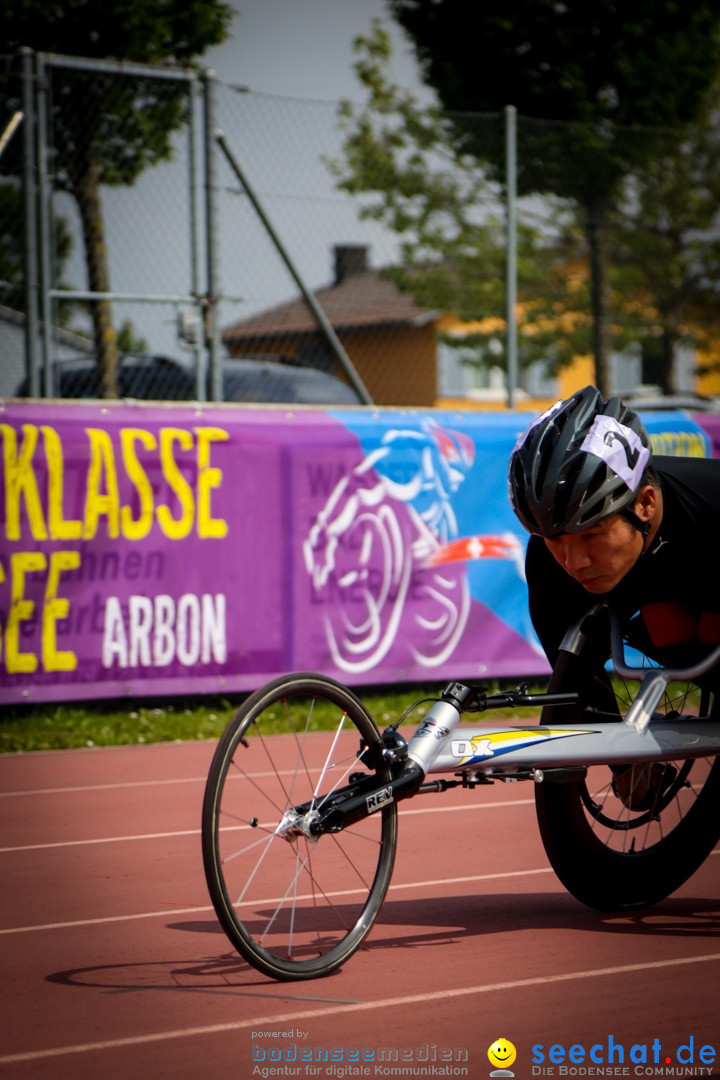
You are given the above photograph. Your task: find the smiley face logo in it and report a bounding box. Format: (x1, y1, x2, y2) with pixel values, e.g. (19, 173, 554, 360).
(488, 1038, 517, 1074)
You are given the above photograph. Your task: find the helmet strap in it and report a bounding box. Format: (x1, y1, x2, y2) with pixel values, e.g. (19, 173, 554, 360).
(621, 506, 651, 549)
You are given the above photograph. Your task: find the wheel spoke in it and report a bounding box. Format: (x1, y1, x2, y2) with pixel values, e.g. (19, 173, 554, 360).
(259, 846, 313, 946)
(315, 750, 370, 813)
(234, 832, 277, 904)
(287, 698, 317, 805)
(330, 833, 375, 890)
(223, 831, 276, 866)
(310, 712, 347, 810)
(229, 758, 285, 816)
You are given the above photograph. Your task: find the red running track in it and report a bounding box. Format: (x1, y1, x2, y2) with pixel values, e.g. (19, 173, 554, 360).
(1, 737, 719, 1080)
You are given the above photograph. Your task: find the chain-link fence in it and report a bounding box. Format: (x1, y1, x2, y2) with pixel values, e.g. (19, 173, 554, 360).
(1, 51, 207, 401)
(3, 50, 720, 407)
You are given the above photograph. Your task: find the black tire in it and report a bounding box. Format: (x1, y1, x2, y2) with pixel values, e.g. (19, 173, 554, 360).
(536, 644, 720, 911)
(202, 673, 397, 980)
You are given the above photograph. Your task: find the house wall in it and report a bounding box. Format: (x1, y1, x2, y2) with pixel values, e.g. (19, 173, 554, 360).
(225, 316, 716, 411)
(339, 324, 437, 406)
(434, 309, 709, 409)
(697, 341, 720, 396)
(225, 325, 439, 407)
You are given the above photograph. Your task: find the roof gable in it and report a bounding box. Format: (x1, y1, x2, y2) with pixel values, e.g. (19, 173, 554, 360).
(222, 269, 438, 344)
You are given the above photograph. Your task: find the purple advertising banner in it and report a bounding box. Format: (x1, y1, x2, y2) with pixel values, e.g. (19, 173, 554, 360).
(695, 413, 720, 457)
(0, 401, 714, 703)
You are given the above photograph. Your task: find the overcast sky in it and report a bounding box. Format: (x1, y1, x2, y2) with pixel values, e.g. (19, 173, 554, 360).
(47, 1, 433, 370)
(202, 0, 424, 100)
(87, 0, 433, 362)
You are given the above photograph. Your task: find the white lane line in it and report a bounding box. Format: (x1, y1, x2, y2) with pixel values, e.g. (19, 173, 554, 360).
(0, 776, 210, 797)
(0, 765, 406, 798)
(0, 827, 203, 853)
(2, 951, 719, 1066)
(0, 769, 309, 797)
(0, 798, 535, 854)
(0, 868, 552, 935)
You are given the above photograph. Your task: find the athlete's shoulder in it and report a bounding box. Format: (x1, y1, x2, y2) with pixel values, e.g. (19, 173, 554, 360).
(653, 454, 720, 498)
(653, 453, 720, 525)
(654, 454, 720, 481)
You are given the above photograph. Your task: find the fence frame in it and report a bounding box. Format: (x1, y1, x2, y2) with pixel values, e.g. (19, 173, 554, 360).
(14, 51, 521, 406)
(25, 50, 210, 399)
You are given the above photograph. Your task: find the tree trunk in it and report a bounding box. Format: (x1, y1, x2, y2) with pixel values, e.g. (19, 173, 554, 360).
(657, 328, 676, 393)
(584, 197, 611, 397)
(75, 156, 119, 398)
(642, 328, 676, 393)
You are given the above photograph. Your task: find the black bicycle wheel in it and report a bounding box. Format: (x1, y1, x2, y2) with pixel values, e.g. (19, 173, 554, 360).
(536, 647, 720, 911)
(202, 672, 397, 980)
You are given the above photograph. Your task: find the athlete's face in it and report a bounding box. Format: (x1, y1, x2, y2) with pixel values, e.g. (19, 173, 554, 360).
(544, 508, 644, 594)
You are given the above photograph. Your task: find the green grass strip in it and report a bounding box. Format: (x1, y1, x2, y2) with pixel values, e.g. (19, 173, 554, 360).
(0, 682, 548, 754)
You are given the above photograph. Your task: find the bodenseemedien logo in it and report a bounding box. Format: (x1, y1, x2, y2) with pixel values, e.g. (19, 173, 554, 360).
(488, 1038, 517, 1077)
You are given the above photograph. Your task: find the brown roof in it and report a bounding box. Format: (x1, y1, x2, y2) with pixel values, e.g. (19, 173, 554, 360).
(222, 269, 438, 345)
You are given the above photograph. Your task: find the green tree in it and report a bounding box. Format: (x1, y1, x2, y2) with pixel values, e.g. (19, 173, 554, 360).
(116, 318, 150, 355)
(609, 104, 720, 391)
(0, 181, 74, 317)
(386, 0, 720, 394)
(330, 24, 595, 386)
(0, 0, 231, 396)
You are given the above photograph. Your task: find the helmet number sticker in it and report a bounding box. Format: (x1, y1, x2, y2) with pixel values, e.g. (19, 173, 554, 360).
(512, 398, 563, 452)
(580, 415, 650, 489)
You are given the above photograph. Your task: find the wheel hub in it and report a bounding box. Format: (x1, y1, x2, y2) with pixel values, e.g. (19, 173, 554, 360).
(274, 807, 320, 843)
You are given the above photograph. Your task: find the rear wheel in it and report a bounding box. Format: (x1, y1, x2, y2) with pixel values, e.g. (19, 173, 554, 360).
(202, 673, 397, 980)
(536, 649, 720, 910)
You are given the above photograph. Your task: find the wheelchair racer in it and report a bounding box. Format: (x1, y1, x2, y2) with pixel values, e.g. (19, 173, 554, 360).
(508, 384, 720, 809)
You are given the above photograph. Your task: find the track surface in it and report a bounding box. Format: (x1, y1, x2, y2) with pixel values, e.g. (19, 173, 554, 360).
(1, 736, 719, 1080)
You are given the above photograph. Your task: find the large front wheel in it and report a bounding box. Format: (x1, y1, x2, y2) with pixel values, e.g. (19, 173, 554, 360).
(536, 652, 720, 911)
(202, 673, 397, 980)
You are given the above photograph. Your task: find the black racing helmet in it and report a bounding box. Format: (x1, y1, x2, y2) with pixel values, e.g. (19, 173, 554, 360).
(508, 385, 652, 538)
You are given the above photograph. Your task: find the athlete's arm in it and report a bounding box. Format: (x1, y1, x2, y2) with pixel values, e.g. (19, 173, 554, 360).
(526, 536, 619, 721)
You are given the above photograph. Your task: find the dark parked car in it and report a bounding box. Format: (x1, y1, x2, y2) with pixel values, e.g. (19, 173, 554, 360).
(14, 355, 197, 401)
(625, 389, 720, 412)
(220, 359, 361, 405)
(14, 355, 363, 405)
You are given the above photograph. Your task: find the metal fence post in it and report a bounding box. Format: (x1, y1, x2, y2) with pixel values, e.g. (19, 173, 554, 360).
(188, 74, 207, 401)
(35, 52, 53, 397)
(505, 104, 518, 409)
(21, 48, 40, 397)
(203, 69, 222, 403)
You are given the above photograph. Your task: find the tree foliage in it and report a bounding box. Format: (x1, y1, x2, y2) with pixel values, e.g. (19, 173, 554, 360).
(359, 1, 720, 393)
(0, 0, 232, 395)
(610, 102, 720, 387)
(0, 182, 73, 316)
(331, 24, 596, 385)
(391, 0, 720, 127)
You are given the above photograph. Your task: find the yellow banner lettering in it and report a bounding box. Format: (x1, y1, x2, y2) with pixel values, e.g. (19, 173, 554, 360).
(6, 551, 46, 674)
(1, 423, 48, 541)
(42, 425, 83, 540)
(196, 427, 229, 539)
(83, 428, 120, 539)
(157, 428, 194, 540)
(42, 550, 80, 671)
(120, 428, 157, 540)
